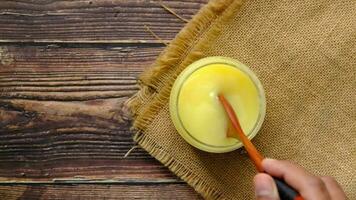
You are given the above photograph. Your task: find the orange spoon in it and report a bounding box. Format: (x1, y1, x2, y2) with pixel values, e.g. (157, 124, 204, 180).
(218, 94, 304, 200)
(218, 94, 264, 172)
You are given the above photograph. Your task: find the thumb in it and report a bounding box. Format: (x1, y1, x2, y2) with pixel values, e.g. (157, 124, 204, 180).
(254, 173, 280, 200)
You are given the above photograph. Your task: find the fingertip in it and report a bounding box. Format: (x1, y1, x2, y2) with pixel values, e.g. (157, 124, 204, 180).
(262, 158, 279, 171)
(262, 159, 299, 174)
(254, 173, 279, 200)
(254, 173, 273, 185)
(262, 158, 276, 165)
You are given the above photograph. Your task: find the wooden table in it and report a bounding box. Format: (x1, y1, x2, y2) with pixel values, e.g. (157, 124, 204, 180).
(0, 1, 207, 199)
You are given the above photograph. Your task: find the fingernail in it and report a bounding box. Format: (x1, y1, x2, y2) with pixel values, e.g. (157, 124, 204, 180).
(262, 158, 277, 168)
(255, 175, 279, 199)
(263, 158, 277, 163)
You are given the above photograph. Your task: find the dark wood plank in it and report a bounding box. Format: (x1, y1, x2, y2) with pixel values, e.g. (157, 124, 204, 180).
(0, 0, 208, 43)
(0, 44, 163, 72)
(0, 44, 180, 182)
(0, 44, 164, 99)
(0, 1, 204, 198)
(0, 184, 202, 199)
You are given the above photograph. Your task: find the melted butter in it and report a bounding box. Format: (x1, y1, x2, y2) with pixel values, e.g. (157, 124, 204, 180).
(177, 63, 260, 147)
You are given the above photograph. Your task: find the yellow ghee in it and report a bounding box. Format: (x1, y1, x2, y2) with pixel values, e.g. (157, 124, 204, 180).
(170, 57, 266, 153)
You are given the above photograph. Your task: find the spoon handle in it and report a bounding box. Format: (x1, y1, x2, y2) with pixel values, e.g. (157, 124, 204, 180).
(218, 94, 304, 200)
(273, 177, 304, 200)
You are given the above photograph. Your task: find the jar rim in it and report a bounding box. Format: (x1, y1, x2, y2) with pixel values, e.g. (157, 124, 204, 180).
(169, 56, 266, 153)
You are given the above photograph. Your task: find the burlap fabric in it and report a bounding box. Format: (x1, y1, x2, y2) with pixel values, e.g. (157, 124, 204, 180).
(128, 0, 355, 199)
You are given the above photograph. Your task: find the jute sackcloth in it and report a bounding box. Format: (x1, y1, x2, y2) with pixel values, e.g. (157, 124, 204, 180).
(128, 0, 356, 199)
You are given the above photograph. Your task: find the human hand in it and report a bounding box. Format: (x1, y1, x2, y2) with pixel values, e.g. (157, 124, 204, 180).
(253, 159, 346, 200)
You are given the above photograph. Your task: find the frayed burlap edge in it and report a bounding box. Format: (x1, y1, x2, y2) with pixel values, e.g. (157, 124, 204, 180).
(127, 0, 244, 199)
(133, 133, 224, 199)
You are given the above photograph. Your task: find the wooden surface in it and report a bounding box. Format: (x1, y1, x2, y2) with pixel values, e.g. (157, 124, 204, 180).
(0, 0, 205, 43)
(0, 184, 202, 200)
(0, 0, 207, 199)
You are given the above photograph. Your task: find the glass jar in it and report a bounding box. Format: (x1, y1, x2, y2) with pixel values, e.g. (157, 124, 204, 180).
(169, 56, 266, 153)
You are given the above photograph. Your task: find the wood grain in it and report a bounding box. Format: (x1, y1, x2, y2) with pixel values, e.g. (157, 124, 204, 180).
(0, 44, 163, 100)
(0, 0, 207, 43)
(0, 0, 204, 198)
(0, 45, 180, 182)
(0, 183, 202, 199)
